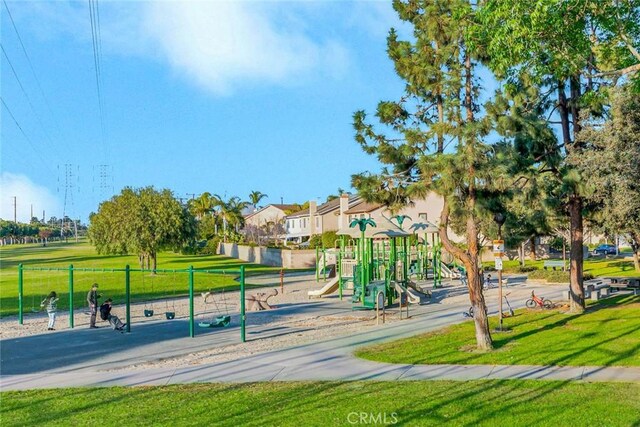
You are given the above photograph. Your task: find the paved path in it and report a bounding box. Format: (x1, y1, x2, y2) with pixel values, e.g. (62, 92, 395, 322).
(3, 283, 638, 390)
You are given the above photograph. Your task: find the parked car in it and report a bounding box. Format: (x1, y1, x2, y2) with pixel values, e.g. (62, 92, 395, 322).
(592, 244, 617, 255)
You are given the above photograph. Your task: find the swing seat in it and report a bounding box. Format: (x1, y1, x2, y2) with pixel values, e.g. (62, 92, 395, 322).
(198, 315, 231, 328)
(144, 309, 154, 317)
(165, 311, 175, 320)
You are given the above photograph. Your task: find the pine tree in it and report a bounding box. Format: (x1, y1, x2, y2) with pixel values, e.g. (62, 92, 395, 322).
(352, 0, 510, 350)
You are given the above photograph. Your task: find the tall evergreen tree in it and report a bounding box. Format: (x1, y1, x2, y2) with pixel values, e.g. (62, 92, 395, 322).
(476, 0, 640, 312)
(572, 85, 640, 271)
(352, 0, 513, 350)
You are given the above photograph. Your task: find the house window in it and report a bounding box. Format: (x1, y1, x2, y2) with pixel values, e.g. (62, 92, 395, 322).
(419, 213, 428, 221)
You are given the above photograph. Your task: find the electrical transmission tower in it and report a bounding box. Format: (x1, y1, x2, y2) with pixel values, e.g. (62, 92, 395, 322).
(58, 164, 79, 237)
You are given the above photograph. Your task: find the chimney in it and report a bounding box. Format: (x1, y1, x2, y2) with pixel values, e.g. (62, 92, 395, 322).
(309, 200, 317, 235)
(339, 194, 349, 231)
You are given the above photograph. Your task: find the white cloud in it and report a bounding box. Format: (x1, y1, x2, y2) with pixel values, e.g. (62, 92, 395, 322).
(12, 1, 352, 95)
(0, 173, 61, 223)
(140, 2, 349, 94)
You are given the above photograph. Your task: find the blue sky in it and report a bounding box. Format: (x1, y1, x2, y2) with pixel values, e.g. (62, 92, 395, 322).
(1, 1, 413, 222)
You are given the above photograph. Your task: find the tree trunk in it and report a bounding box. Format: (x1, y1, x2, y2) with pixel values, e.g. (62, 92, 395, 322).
(438, 200, 493, 351)
(631, 234, 640, 272)
(530, 237, 537, 261)
(152, 252, 157, 273)
(464, 223, 493, 350)
(437, 93, 444, 153)
(569, 196, 585, 312)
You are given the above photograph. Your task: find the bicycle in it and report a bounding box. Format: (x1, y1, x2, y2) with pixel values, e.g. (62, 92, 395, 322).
(525, 290, 554, 309)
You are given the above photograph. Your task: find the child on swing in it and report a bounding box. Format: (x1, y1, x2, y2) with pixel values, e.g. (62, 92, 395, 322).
(40, 291, 59, 331)
(99, 298, 127, 332)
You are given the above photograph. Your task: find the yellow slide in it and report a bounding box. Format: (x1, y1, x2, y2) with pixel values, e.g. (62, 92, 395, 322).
(308, 276, 340, 298)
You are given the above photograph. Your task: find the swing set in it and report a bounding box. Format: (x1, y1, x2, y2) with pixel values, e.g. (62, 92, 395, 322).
(17, 264, 249, 341)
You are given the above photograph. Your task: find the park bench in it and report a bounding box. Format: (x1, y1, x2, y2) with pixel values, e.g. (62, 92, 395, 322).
(563, 279, 612, 301)
(607, 277, 640, 295)
(543, 260, 566, 271)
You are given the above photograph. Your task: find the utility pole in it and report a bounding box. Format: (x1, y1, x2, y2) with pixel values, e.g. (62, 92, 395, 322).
(13, 196, 17, 223)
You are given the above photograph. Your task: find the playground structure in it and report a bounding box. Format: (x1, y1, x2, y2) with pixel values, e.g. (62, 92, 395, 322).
(17, 264, 249, 341)
(309, 217, 462, 311)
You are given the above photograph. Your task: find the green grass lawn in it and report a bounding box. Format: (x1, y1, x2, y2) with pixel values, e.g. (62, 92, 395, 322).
(0, 240, 302, 317)
(486, 257, 639, 280)
(357, 295, 640, 367)
(2, 381, 639, 427)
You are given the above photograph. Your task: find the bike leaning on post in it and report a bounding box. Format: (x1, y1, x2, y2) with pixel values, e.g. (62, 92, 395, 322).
(525, 290, 554, 309)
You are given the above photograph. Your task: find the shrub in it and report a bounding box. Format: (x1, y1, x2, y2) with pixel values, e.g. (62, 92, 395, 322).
(307, 234, 323, 249)
(199, 237, 220, 255)
(528, 269, 570, 283)
(517, 266, 539, 273)
(321, 230, 339, 249)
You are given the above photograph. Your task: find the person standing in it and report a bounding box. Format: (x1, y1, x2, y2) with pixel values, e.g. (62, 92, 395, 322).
(40, 291, 59, 331)
(87, 283, 101, 328)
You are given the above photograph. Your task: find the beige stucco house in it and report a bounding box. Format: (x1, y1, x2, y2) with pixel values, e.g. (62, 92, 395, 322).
(245, 204, 299, 230)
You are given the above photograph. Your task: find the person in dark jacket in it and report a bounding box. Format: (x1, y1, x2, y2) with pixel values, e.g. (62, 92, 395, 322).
(87, 283, 101, 328)
(99, 299, 126, 332)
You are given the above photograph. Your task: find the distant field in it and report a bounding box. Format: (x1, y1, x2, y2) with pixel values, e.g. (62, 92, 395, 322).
(0, 240, 298, 317)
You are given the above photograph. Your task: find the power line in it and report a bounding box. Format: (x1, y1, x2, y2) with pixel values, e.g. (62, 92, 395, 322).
(88, 0, 107, 161)
(2, 0, 67, 144)
(1, 97, 56, 177)
(1, 43, 59, 160)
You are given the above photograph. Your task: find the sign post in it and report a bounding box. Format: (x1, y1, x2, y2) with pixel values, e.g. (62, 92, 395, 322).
(493, 240, 505, 331)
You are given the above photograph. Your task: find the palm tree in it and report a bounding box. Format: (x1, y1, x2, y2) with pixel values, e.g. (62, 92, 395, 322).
(248, 191, 268, 212)
(189, 192, 214, 220)
(213, 195, 250, 242)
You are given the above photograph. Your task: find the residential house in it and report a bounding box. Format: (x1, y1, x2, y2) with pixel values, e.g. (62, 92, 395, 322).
(284, 195, 362, 243)
(340, 193, 465, 243)
(245, 204, 299, 230)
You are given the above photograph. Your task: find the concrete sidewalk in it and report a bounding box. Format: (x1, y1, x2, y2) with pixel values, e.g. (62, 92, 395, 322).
(3, 363, 639, 390)
(3, 284, 637, 390)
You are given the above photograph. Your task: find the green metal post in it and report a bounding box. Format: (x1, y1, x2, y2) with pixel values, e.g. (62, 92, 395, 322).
(360, 230, 367, 304)
(338, 245, 343, 300)
(68, 264, 74, 328)
(315, 246, 319, 282)
(240, 265, 246, 342)
(322, 247, 327, 281)
(368, 239, 374, 280)
(391, 238, 397, 282)
(403, 237, 408, 283)
(189, 265, 195, 338)
(125, 265, 131, 333)
(18, 263, 23, 325)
